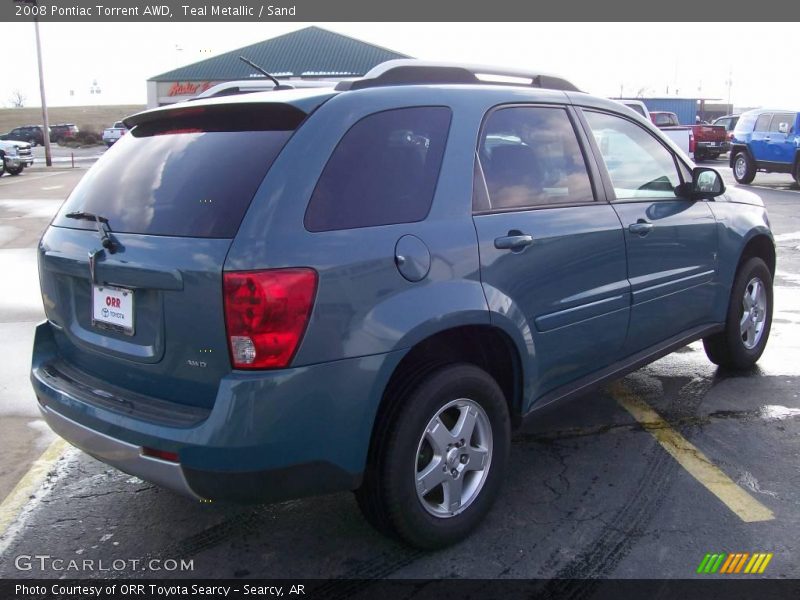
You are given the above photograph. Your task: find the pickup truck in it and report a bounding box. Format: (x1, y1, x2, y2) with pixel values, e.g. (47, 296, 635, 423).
(0, 139, 34, 176)
(102, 121, 128, 147)
(616, 100, 693, 157)
(650, 111, 727, 161)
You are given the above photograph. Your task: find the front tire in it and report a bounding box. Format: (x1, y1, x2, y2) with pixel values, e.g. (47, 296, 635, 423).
(5, 165, 23, 176)
(356, 364, 510, 548)
(733, 151, 756, 184)
(703, 257, 772, 369)
(793, 161, 800, 186)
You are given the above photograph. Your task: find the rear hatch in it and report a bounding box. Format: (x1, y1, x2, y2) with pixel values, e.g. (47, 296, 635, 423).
(39, 102, 308, 410)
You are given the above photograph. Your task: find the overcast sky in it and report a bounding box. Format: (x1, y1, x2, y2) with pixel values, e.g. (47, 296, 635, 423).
(2, 22, 792, 110)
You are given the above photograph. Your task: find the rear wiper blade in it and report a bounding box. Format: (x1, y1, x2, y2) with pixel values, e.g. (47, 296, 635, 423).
(64, 211, 116, 252)
(65, 210, 109, 224)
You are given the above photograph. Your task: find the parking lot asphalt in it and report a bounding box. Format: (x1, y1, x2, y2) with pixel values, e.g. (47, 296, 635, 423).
(0, 161, 798, 581)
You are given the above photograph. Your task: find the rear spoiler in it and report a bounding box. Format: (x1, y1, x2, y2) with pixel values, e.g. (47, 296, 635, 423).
(123, 102, 307, 132)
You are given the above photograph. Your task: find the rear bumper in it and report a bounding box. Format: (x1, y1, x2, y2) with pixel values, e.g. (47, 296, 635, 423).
(696, 141, 728, 153)
(31, 321, 404, 503)
(39, 402, 200, 499)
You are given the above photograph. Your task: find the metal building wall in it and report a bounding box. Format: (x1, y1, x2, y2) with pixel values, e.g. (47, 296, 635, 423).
(640, 99, 698, 125)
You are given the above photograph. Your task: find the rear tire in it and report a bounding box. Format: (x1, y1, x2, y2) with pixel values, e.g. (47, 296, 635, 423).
(356, 363, 510, 549)
(695, 149, 705, 162)
(703, 257, 772, 369)
(733, 151, 756, 184)
(794, 161, 800, 186)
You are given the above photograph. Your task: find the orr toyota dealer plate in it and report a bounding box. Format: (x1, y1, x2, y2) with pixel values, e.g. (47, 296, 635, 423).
(92, 284, 134, 335)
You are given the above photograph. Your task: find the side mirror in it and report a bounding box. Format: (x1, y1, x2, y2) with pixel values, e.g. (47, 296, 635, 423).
(691, 167, 725, 200)
(778, 122, 789, 134)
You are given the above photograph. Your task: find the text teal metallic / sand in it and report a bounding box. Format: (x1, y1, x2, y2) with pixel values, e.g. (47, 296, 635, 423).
(32, 61, 775, 548)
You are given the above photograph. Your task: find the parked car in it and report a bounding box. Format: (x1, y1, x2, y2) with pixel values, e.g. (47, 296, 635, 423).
(640, 108, 694, 157)
(102, 121, 128, 147)
(713, 113, 740, 146)
(0, 125, 49, 146)
(0, 139, 34, 176)
(729, 109, 800, 185)
(50, 123, 79, 144)
(32, 60, 775, 549)
(650, 111, 727, 161)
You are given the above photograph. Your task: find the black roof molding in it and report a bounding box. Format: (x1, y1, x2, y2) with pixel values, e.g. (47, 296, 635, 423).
(336, 60, 582, 92)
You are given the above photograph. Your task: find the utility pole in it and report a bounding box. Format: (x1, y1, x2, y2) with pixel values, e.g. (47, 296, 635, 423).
(725, 72, 733, 111)
(34, 17, 52, 167)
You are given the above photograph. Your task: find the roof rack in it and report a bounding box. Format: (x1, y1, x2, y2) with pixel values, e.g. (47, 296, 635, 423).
(335, 60, 581, 92)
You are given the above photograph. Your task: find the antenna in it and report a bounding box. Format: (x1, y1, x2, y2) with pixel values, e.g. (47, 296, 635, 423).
(238, 56, 293, 90)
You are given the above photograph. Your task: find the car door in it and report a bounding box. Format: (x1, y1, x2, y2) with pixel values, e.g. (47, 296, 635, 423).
(581, 109, 718, 354)
(749, 113, 773, 162)
(766, 112, 796, 165)
(473, 105, 630, 402)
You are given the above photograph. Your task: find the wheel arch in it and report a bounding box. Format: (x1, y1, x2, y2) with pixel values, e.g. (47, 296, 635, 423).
(729, 144, 754, 168)
(363, 324, 525, 478)
(738, 232, 776, 278)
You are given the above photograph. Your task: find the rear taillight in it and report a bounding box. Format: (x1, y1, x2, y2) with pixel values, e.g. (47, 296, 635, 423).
(689, 131, 696, 154)
(223, 269, 317, 369)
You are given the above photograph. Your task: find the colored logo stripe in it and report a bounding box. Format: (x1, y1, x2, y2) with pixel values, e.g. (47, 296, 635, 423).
(697, 552, 773, 574)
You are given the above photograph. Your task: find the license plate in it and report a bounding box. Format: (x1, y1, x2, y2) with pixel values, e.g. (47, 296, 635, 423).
(92, 285, 134, 335)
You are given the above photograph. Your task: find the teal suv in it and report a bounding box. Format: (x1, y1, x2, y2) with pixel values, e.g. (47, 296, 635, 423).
(730, 108, 800, 185)
(32, 61, 775, 548)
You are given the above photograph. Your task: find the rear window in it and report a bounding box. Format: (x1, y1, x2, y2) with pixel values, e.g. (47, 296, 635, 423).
(626, 104, 646, 117)
(53, 105, 305, 238)
(304, 106, 451, 232)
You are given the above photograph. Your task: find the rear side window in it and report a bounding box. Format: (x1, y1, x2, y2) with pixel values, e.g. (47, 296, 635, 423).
(304, 107, 451, 232)
(733, 113, 755, 135)
(53, 104, 305, 238)
(754, 114, 772, 132)
(478, 106, 594, 210)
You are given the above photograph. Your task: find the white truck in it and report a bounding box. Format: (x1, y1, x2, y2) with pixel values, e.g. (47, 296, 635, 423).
(0, 139, 34, 176)
(614, 99, 694, 158)
(102, 121, 128, 147)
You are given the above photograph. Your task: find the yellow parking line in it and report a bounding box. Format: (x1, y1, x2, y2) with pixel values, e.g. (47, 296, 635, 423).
(0, 438, 66, 538)
(610, 382, 774, 523)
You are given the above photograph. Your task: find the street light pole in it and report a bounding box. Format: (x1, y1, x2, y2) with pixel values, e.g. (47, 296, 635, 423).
(33, 17, 52, 167)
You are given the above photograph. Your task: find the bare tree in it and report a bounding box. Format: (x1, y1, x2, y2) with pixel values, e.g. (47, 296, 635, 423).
(8, 89, 26, 108)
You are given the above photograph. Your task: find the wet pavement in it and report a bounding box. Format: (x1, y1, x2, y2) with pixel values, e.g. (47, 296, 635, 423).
(0, 164, 798, 580)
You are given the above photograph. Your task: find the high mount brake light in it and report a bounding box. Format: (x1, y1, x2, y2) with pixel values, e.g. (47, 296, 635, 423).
(223, 269, 317, 369)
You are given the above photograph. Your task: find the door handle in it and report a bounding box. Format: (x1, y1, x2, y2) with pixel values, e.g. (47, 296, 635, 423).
(494, 232, 534, 251)
(628, 221, 654, 235)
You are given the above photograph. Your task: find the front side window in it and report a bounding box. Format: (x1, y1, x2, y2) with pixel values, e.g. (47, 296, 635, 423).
(583, 110, 683, 200)
(477, 106, 593, 210)
(304, 107, 451, 232)
(769, 113, 795, 133)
